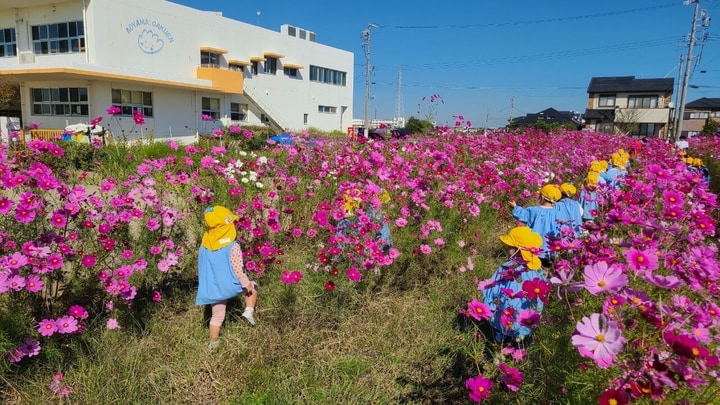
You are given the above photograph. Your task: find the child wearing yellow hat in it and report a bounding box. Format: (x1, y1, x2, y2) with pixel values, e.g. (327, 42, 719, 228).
(482, 226, 547, 345)
(554, 183, 583, 235)
(600, 151, 628, 188)
(509, 184, 561, 263)
(196, 206, 258, 349)
(579, 172, 602, 222)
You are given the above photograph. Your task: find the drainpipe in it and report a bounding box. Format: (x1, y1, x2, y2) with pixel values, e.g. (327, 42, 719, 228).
(82, 0, 88, 64)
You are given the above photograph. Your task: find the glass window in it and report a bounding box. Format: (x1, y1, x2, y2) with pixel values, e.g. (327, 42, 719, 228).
(202, 97, 220, 119)
(251, 61, 259, 75)
(309, 65, 347, 87)
(31, 87, 88, 116)
(628, 95, 658, 109)
(110, 88, 154, 117)
(318, 105, 337, 114)
(230, 102, 248, 121)
(689, 112, 709, 119)
(598, 95, 616, 107)
(284, 67, 298, 77)
(0, 27, 17, 57)
(31, 21, 84, 55)
(200, 51, 220, 67)
(265, 57, 277, 74)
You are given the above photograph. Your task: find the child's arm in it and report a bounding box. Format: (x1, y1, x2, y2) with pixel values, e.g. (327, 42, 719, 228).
(511, 204, 529, 223)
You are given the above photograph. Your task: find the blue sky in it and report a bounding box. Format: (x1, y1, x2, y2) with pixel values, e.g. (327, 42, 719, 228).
(173, 0, 719, 128)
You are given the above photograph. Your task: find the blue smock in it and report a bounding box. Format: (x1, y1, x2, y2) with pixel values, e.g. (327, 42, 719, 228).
(483, 260, 546, 339)
(600, 167, 627, 188)
(554, 198, 583, 234)
(511, 205, 558, 259)
(195, 243, 244, 305)
(578, 189, 599, 221)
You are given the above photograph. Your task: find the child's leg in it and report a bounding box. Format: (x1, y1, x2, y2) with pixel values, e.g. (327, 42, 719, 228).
(209, 300, 228, 342)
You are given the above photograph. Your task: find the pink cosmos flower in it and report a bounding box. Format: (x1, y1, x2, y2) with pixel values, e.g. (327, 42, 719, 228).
(465, 374, 494, 402)
(25, 274, 44, 293)
(19, 338, 41, 357)
(146, 218, 160, 231)
(106, 318, 119, 330)
(395, 218, 408, 227)
(499, 363, 524, 392)
(583, 262, 628, 296)
(56, 316, 78, 334)
(81, 254, 96, 268)
(68, 305, 89, 319)
(623, 248, 658, 273)
(572, 313, 625, 368)
(420, 244, 432, 254)
(38, 319, 58, 336)
(466, 298, 492, 321)
(7, 347, 24, 363)
(347, 267, 362, 282)
(434, 238, 445, 247)
(133, 110, 145, 125)
(106, 105, 121, 115)
(522, 278, 551, 304)
(516, 309, 541, 328)
(152, 290, 162, 302)
(200, 156, 215, 169)
(167, 140, 179, 151)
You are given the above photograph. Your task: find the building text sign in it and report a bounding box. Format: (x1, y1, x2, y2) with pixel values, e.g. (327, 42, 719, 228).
(125, 19, 175, 54)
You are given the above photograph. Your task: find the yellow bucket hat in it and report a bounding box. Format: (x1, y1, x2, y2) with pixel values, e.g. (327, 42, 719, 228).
(559, 183, 577, 197)
(599, 160, 608, 172)
(499, 226, 543, 270)
(693, 158, 704, 167)
(540, 184, 562, 202)
(586, 171, 600, 186)
(589, 160, 605, 173)
(202, 206, 239, 251)
(610, 153, 625, 168)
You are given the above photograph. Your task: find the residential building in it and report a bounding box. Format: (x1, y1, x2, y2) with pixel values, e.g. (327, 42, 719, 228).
(509, 107, 584, 130)
(584, 76, 674, 137)
(0, 0, 354, 142)
(682, 97, 720, 137)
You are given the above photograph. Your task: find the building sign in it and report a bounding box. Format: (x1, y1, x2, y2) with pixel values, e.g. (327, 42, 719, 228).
(125, 19, 175, 54)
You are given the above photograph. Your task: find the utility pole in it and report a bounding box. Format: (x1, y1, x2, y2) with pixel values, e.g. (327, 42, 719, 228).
(484, 107, 490, 135)
(395, 68, 404, 127)
(508, 94, 515, 125)
(362, 23, 378, 138)
(675, 0, 710, 142)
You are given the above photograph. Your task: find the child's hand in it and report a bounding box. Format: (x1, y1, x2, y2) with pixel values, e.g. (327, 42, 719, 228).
(509, 200, 517, 208)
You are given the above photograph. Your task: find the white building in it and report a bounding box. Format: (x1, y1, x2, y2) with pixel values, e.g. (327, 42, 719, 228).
(0, 0, 354, 142)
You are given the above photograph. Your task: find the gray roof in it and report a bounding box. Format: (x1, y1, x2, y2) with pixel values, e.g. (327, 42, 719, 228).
(587, 76, 674, 94)
(686, 97, 720, 110)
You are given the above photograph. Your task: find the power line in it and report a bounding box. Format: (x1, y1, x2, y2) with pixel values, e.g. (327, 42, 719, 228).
(378, 3, 678, 29)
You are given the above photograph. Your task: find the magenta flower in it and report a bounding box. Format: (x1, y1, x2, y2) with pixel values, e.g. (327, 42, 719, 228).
(19, 338, 41, 357)
(623, 248, 658, 273)
(25, 274, 44, 293)
(516, 309, 541, 328)
(50, 211, 67, 228)
(571, 313, 624, 368)
(498, 363, 523, 392)
(81, 254, 96, 268)
(56, 316, 78, 334)
(200, 156, 215, 169)
(152, 290, 162, 302)
(133, 110, 145, 125)
(8, 275, 26, 291)
(395, 218, 408, 227)
(347, 267, 362, 282)
(420, 244, 432, 254)
(7, 347, 24, 363)
(38, 319, 58, 337)
(106, 105, 121, 115)
(146, 218, 160, 231)
(583, 262, 628, 296)
(466, 298, 492, 321)
(465, 374, 494, 402)
(68, 305, 89, 319)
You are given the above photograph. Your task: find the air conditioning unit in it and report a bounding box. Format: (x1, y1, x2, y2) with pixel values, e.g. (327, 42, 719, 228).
(18, 51, 35, 64)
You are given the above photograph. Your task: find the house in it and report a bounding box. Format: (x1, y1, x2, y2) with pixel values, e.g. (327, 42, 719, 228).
(682, 97, 720, 137)
(0, 0, 354, 142)
(509, 107, 583, 130)
(584, 76, 674, 137)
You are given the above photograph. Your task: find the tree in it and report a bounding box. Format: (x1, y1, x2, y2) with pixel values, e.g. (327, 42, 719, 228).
(701, 118, 718, 135)
(0, 76, 20, 108)
(614, 108, 642, 135)
(405, 116, 434, 135)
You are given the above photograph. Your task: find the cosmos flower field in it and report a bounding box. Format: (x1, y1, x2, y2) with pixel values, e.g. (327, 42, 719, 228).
(1, 126, 719, 403)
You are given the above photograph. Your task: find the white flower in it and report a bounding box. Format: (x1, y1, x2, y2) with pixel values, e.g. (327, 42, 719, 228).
(239, 151, 248, 156)
(241, 178, 249, 183)
(255, 182, 264, 188)
(235, 160, 244, 168)
(258, 156, 268, 164)
(240, 171, 248, 176)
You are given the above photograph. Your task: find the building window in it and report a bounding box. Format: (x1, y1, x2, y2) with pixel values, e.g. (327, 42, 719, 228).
(595, 122, 614, 134)
(31, 87, 88, 116)
(627, 95, 658, 109)
(689, 112, 709, 119)
(251, 61, 259, 75)
(309, 32, 316, 42)
(31, 21, 84, 54)
(229, 63, 245, 72)
(598, 95, 616, 107)
(310, 65, 347, 86)
(0, 28, 17, 57)
(630, 123, 661, 136)
(287, 26, 296, 37)
(710, 111, 720, 118)
(202, 97, 220, 120)
(111, 89, 153, 117)
(265, 57, 278, 74)
(299, 29, 306, 40)
(200, 51, 220, 68)
(318, 105, 337, 114)
(284, 67, 298, 77)
(261, 114, 270, 123)
(303, 113, 308, 125)
(230, 103, 248, 121)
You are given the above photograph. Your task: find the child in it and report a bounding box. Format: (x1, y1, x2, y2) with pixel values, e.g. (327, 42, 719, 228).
(554, 183, 583, 235)
(510, 184, 561, 264)
(578, 172, 601, 222)
(483, 226, 547, 345)
(196, 206, 258, 349)
(600, 152, 628, 188)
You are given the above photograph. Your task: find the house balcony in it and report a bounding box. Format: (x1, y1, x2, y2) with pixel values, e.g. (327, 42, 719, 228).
(614, 108, 670, 124)
(196, 66, 244, 94)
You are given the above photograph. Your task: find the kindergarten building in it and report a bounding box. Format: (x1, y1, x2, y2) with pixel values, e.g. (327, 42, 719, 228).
(0, 0, 354, 142)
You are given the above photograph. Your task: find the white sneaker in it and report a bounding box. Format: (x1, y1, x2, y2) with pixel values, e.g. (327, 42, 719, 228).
(242, 310, 255, 326)
(208, 340, 219, 350)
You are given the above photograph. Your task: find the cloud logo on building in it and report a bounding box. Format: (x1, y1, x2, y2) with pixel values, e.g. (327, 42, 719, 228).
(137, 29, 164, 54)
